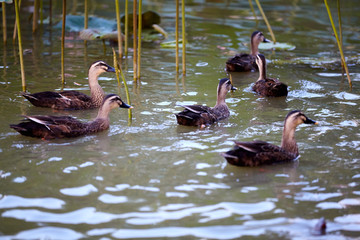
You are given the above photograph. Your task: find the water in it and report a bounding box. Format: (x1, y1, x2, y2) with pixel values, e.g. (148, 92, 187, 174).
(1, 0, 360, 239)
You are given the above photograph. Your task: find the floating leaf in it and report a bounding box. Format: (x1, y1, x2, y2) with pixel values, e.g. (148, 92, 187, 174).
(54, 15, 116, 32)
(259, 42, 296, 51)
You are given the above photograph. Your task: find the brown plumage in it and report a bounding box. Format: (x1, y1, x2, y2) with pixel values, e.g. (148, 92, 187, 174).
(252, 54, 288, 97)
(221, 110, 317, 166)
(21, 61, 115, 110)
(226, 31, 270, 72)
(10, 94, 132, 139)
(175, 78, 236, 127)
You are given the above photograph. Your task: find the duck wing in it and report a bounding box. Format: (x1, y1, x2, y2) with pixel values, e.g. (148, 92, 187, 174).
(10, 115, 87, 139)
(221, 140, 295, 166)
(175, 105, 217, 126)
(21, 91, 93, 110)
(226, 54, 257, 72)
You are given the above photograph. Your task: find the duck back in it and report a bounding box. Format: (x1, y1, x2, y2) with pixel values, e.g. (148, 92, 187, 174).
(222, 140, 296, 167)
(226, 54, 257, 72)
(252, 79, 288, 97)
(175, 105, 217, 127)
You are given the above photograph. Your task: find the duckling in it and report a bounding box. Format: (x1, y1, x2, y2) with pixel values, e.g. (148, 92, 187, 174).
(175, 78, 236, 128)
(10, 94, 132, 139)
(21, 61, 115, 110)
(252, 54, 288, 97)
(226, 31, 270, 72)
(221, 110, 317, 166)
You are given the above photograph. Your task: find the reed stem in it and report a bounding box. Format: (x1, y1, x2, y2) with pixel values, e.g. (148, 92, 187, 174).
(248, 0, 258, 24)
(324, 0, 352, 88)
(124, 0, 128, 56)
(181, 0, 186, 75)
(254, 0, 276, 43)
(40, 0, 43, 26)
(33, 0, 39, 33)
(12, 0, 21, 43)
(337, 0, 343, 70)
(49, 0, 52, 26)
(84, 0, 88, 45)
(84, 0, 88, 29)
(175, 0, 179, 73)
(61, 0, 66, 85)
(112, 48, 132, 120)
(14, 0, 26, 91)
(137, 0, 142, 79)
(115, 0, 123, 58)
(2, 2, 6, 44)
(132, 0, 137, 81)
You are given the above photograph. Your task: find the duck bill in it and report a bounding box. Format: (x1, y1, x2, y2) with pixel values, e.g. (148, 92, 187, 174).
(106, 66, 116, 73)
(119, 102, 133, 109)
(304, 118, 318, 125)
(263, 38, 271, 43)
(231, 85, 237, 91)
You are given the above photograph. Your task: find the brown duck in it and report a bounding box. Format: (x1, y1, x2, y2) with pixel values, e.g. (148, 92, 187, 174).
(175, 78, 236, 128)
(252, 54, 288, 97)
(10, 94, 132, 139)
(226, 31, 270, 72)
(21, 61, 115, 110)
(221, 110, 317, 166)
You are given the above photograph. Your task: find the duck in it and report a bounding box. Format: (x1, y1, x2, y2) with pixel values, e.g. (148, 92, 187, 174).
(10, 94, 132, 139)
(252, 54, 288, 97)
(226, 31, 270, 72)
(21, 61, 115, 110)
(221, 110, 317, 166)
(175, 78, 236, 128)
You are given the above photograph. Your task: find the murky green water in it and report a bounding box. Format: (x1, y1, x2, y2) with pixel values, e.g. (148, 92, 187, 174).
(0, 0, 359, 239)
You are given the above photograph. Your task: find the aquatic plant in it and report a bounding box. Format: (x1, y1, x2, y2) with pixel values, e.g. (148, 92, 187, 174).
(137, 0, 142, 78)
(14, 0, 25, 91)
(61, 0, 66, 85)
(2, 2, 7, 44)
(324, 0, 352, 88)
(113, 48, 132, 121)
(115, 0, 123, 58)
(181, 0, 186, 74)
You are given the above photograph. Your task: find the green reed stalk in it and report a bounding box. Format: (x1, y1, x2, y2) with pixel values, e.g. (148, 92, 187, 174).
(33, 0, 39, 33)
(254, 0, 276, 43)
(337, 0, 343, 70)
(2, 2, 6, 44)
(181, 0, 186, 75)
(49, 0, 52, 26)
(115, 0, 123, 58)
(84, 0, 88, 45)
(12, 0, 21, 43)
(324, 0, 352, 88)
(133, 0, 137, 81)
(14, 0, 26, 91)
(175, 0, 179, 73)
(137, 0, 142, 78)
(125, 0, 129, 55)
(248, 0, 258, 24)
(84, 0, 88, 29)
(112, 48, 132, 120)
(61, 0, 66, 85)
(40, 0, 43, 25)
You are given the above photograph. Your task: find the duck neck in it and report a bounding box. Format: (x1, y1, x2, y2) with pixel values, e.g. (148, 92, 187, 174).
(250, 38, 259, 56)
(88, 70, 105, 105)
(257, 60, 266, 81)
(92, 104, 111, 130)
(215, 89, 227, 108)
(281, 124, 299, 156)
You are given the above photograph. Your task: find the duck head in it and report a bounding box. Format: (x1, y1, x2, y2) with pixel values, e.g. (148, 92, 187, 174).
(89, 60, 116, 77)
(251, 31, 270, 55)
(103, 94, 133, 110)
(285, 110, 318, 129)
